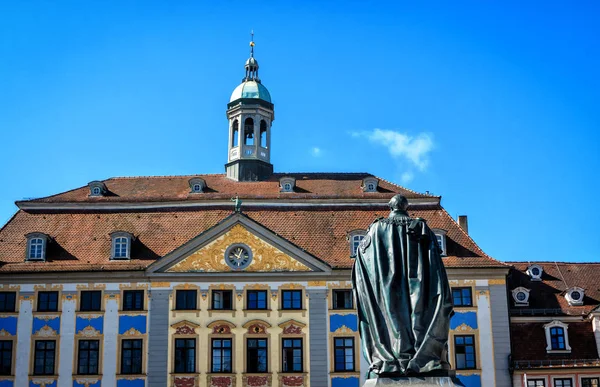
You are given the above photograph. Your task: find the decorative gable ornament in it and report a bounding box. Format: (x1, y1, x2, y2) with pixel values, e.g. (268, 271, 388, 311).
(526, 264, 543, 281)
(565, 286, 585, 306)
(511, 287, 530, 306)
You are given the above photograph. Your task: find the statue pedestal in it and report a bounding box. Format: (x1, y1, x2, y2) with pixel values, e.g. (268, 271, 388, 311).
(364, 376, 463, 387)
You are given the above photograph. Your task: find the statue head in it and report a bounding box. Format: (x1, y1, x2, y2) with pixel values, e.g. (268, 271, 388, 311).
(388, 194, 409, 213)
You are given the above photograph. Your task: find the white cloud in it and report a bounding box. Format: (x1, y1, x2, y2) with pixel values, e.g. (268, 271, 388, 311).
(357, 129, 434, 171)
(311, 147, 322, 157)
(401, 171, 414, 184)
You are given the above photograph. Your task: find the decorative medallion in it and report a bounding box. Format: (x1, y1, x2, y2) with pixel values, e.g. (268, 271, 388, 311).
(210, 375, 233, 387)
(35, 325, 58, 337)
(212, 325, 232, 335)
(283, 325, 302, 335)
(281, 376, 304, 387)
(78, 326, 101, 337)
(225, 243, 253, 270)
(247, 324, 266, 334)
(122, 327, 143, 336)
(175, 325, 196, 335)
(244, 375, 270, 387)
(174, 376, 196, 387)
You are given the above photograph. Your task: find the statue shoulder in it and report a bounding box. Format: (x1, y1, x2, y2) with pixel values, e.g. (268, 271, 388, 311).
(367, 216, 385, 232)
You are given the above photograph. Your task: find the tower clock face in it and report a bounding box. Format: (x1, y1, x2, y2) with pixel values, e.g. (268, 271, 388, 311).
(224, 244, 253, 270)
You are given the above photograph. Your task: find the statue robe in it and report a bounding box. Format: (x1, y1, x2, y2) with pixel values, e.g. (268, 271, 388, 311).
(352, 212, 453, 377)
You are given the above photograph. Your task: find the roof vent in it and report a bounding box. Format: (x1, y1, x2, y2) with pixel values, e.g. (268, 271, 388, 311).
(362, 177, 379, 193)
(88, 181, 107, 197)
(279, 176, 296, 193)
(189, 178, 206, 194)
(565, 287, 585, 306)
(526, 264, 543, 281)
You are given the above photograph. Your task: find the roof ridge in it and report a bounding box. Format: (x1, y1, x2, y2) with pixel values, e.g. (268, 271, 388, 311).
(374, 175, 437, 198)
(108, 173, 225, 180)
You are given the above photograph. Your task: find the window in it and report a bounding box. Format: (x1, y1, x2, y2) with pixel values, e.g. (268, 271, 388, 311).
(121, 339, 143, 375)
(0, 341, 12, 376)
(550, 327, 566, 350)
(37, 291, 59, 312)
(80, 291, 102, 312)
(282, 290, 302, 310)
(528, 380, 545, 387)
(282, 338, 303, 372)
(527, 264, 543, 281)
(554, 379, 573, 387)
(332, 289, 353, 309)
(350, 234, 365, 257)
(122, 290, 144, 311)
(175, 290, 197, 311)
(244, 117, 254, 145)
(33, 340, 55, 375)
(566, 287, 585, 306)
(0, 292, 16, 312)
(88, 181, 106, 197)
(232, 120, 239, 147)
(452, 288, 473, 307)
(362, 177, 379, 192)
(188, 178, 206, 194)
(247, 338, 268, 373)
(92, 187, 101, 195)
(174, 338, 196, 373)
(77, 340, 99, 375)
(454, 335, 476, 369)
(334, 337, 355, 372)
(512, 287, 530, 305)
(260, 120, 268, 148)
(212, 290, 233, 310)
(433, 230, 447, 256)
(279, 177, 296, 193)
(112, 236, 130, 259)
(211, 338, 232, 373)
(27, 236, 45, 260)
(284, 183, 291, 191)
(582, 378, 599, 387)
(247, 290, 268, 310)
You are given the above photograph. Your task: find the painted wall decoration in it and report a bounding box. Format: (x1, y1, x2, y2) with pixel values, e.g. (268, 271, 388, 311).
(0, 316, 17, 336)
(118, 315, 147, 335)
(167, 224, 311, 273)
(73, 378, 101, 387)
(0, 381, 12, 387)
(32, 316, 60, 336)
(450, 311, 478, 330)
(29, 379, 57, 387)
(116, 379, 145, 387)
(330, 314, 358, 333)
(76, 315, 103, 335)
(456, 374, 482, 387)
(331, 376, 359, 387)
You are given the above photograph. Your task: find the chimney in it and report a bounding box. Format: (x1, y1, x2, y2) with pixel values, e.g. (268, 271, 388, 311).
(458, 215, 469, 234)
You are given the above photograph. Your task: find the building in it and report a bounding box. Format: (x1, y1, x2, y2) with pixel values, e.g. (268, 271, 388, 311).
(0, 41, 511, 387)
(508, 262, 600, 387)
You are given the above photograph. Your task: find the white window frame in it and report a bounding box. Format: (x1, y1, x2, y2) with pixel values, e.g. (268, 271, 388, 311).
(348, 230, 367, 257)
(279, 177, 296, 193)
(362, 177, 379, 193)
(552, 376, 575, 387)
(527, 264, 544, 281)
(26, 233, 47, 261)
(512, 287, 530, 306)
(111, 232, 132, 260)
(188, 178, 206, 194)
(544, 320, 571, 353)
(432, 229, 447, 256)
(565, 287, 585, 306)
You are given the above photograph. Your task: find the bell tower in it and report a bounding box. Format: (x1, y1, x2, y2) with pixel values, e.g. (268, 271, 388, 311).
(225, 33, 275, 181)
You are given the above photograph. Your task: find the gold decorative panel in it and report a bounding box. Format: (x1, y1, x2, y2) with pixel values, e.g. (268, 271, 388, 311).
(167, 224, 311, 273)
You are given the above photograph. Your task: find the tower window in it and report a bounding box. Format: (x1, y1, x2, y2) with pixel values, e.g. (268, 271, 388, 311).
(232, 120, 239, 147)
(244, 117, 254, 145)
(260, 120, 267, 148)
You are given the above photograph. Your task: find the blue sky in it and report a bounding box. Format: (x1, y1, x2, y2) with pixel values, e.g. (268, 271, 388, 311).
(1, 1, 599, 263)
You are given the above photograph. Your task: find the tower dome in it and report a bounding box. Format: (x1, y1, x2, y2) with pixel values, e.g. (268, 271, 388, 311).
(230, 81, 271, 103)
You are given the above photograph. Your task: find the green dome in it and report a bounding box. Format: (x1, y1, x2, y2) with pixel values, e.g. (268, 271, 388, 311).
(230, 81, 271, 103)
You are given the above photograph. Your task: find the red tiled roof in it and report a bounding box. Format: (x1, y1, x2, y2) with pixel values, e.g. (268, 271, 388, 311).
(20, 173, 435, 204)
(510, 322, 599, 363)
(508, 262, 600, 315)
(0, 205, 504, 273)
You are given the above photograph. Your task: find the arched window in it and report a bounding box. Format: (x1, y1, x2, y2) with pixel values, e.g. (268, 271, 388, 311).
(28, 238, 45, 260)
(111, 231, 133, 259)
(92, 187, 101, 196)
(232, 120, 239, 147)
(260, 120, 267, 148)
(348, 230, 367, 257)
(544, 320, 571, 352)
(244, 118, 254, 145)
(113, 237, 129, 259)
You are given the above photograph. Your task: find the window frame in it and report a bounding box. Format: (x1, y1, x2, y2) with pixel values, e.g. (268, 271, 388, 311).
(554, 378, 573, 387)
(333, 337, 355, 372)
(26, 233, 47, 261)
(246, 337, 268, 373)
(211, 289, 233, 310)
(111, 233, 131, 260)
(544, 320, 571, 352)
(37, 291, 59, 312)
(0, 340, 13, 376)
(174, 338, 196, 374)
(451, 287, 473, 307)
(79, 290, 102, 312)
(432, 229, 447, 256)
(582, 378, 599, 387)
(211, 338, 232, 373)
(348, 230, 366, 257)
(454, 335, 477, 370)
(247, 290, 268, 310)
(77, 339, 100, 375)
(122, 290, 145, 311)
(120, 338, 143, 375)
(282, 337, 303, 373)
(332, 289, 354, 310)
(0, 292, 17, 313)
(175, 289, 198, 311)
(33, 339, 56, 376)
(528, 379, 546, 387)
(281, 289, 302, 310)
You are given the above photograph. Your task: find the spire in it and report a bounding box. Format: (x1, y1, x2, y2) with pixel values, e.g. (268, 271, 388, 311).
(244, 30, 260, 83)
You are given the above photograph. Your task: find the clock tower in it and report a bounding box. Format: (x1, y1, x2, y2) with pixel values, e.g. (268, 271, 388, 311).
(225, 35, 274, 181)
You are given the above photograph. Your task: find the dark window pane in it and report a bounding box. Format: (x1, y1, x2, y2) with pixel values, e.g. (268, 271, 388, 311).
(77, 340, 100, 375)
(282, 290, 302, 310)
(176, 290, 197, 310)
(33, 340, 55, 375)
(174, 338, 196, 373)
(80, 291, 102, 312)
(0, 292, 16, 313)
(0, 340, 12, 375)
(454, 335, 476, 369)
(334, 337, 354, 372)
(247, 290, 268, 310)
(37, 292, 59, 312)
(212, 290, 233, 310)
(123, 290, 144, 311)
(211, 338, 232, 373)
(121, 339, 143, 374)
(452, 288, 472, 307)
(247, 338, 268, 373)
(282, 337, 303, 372)
(332, 290, 353, 309)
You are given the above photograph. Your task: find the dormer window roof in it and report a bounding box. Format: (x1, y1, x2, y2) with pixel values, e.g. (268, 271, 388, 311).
(565, 287, 585, 306)
(110, 231, 133, 260)
(362, 177, 379, 193)
(88, 181, 107, 197)
(432, 229, 447, 256)
(512, 287, 530, 306)
(188, 178, 206, 194)
(26, 232, 49, 261)
(279, 176, 296, 193)
(526, 264, 543, 281)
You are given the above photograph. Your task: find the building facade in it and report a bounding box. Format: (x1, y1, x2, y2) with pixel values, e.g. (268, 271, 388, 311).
(508, 262, 600, 387)
(0, 43, 511, 387)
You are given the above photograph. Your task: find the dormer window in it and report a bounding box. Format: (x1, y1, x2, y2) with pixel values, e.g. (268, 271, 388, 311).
(432, 229, 447, 256)
(512, 287, 530, 306)
(362, 177, 379, 193)
(348, 230, 367, 257)
(566, 287, 585, 306)
(88, 181, 107, 197)
(188, 178, 206, 194)
(544, 320, 571, 353)
(111, 232, 133, 260)
(26, 233, 48, 261)
(279, 177, 296, 193)
(526, 264, 543, 281)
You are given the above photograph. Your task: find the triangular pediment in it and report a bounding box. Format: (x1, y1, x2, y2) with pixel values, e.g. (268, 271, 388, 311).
(148, 213, 330, 274)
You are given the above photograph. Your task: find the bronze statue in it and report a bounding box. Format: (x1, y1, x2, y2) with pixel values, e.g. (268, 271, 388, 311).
(352, 194, 453, 380)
